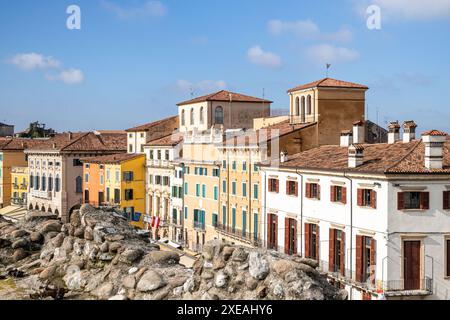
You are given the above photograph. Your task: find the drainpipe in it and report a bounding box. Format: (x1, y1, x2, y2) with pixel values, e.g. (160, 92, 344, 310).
(295, 169, 304, 257)
(343, 171, 354, 300)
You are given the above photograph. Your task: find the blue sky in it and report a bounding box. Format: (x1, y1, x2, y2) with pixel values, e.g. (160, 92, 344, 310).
(0, 0, 449, 133)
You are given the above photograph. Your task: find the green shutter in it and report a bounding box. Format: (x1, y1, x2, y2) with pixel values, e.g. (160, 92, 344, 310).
(242, 211, 247, 236)
(253, 213, 258, 240)
(202, 184, 206, 198)
(222, 206, 226, 226)
(243, 183, 247, 197)
(232, 208, 236, 232)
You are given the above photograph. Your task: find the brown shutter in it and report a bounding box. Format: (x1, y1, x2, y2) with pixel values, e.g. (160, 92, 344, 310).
(276, 179, 279, 193)
(330, 186, 335, 202)
(340, 231, 346, 276)
(286, 181, 289, 195)
(304, 223, 310, 258)
(315, 225, 320, 261)
(444, 191, 450, 210)
(293, 221, 297, 255)
(357, 189, 363, 206)
(370, 238, 377, 284)
(371, 190, 377, 209)
(285, 217, 289, 254)
(295, 182, 298, 197)
(317, 184, 321, 200)
(267, 214, 272, 247)
(397, 192, 405, 210)
(329, 229, 335, 272)
(355, 235, 363, 282)
(274, 215, 278, 248)
(306, 183, 311, 198)
(342, 187, 347, 204)
(420, 192, 430, 210)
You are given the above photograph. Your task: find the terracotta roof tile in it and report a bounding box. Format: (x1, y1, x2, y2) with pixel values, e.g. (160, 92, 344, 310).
(0, 138, 49, 151)
(177, 90, 272, 106)
(287, 78, 368, 93)
(422, 130, 448, 136)
(81, 153, 144, 164)
(125, 116, 179, 139)
(144, 132, 184, 147)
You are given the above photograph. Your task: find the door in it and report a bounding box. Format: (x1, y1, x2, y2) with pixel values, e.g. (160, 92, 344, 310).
(84, 190, 89, 203)
(404, 241, 421, 290)
(98, 192, 104, 205)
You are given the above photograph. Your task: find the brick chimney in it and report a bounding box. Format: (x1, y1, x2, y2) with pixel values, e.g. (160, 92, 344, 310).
(403, 121, 417, 143)
(353, 120, 365, 144)
(422, 130, 447, 170)
(388, 121, 401, 144)
(348, 144, 364, 168)
(340, 130, 353, 147)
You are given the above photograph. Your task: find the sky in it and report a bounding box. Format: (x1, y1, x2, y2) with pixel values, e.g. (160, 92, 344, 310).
(0, 0, 449, 133)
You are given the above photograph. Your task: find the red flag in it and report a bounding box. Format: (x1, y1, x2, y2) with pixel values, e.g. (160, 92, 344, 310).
(155, 217, 161, 229)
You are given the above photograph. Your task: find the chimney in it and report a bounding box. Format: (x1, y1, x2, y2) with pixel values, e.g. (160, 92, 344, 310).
(68, 131, 73, 140)
(388, 121, 401, 144)
(353, 120, 365, 144)
(403, 121, 417, 143)
(280, 151, 288, 163)
(348, 144, 364, 168)
(422, 130, 447, 170)
(340, 130, 353, 147)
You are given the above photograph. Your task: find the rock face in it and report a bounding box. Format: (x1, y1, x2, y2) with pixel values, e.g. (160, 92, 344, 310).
(0, 207, 346, 301)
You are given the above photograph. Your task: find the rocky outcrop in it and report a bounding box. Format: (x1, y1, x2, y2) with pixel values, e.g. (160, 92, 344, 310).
(0, 206, 346, 301)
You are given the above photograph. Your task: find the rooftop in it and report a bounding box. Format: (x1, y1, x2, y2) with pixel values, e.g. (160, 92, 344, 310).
(81, 153, 145, 164)
(176, 90, 273, 106)
(0, 137, 49, 151)
(144, 132, 184, 147)
(125, 116, 179, 143)
(287, 78, 368, 93)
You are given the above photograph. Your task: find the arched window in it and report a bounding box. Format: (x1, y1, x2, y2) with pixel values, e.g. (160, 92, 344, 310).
(200, 107, 204, 124)
(306, 95, 312, 115)
(295, 97, 300, 116)
(181, 110, 185, 126)
(215, 106, 224, 124)
(35, 204, 39, 210)
(30, 174, 34, 189)
(48, 208, 52, 213)
(48, 174, 53, 192)
(41, 206, 46, 212)
(42, 174, 46, 191)
(76, 176, 82, 194)
(301, 96, 306, 123)
(35, 175, 40, 190)
(55, 209, 59, 216)
(190, 108, 195, 125)
(29, 204, 33, 210)
(55, 174, 61, 192)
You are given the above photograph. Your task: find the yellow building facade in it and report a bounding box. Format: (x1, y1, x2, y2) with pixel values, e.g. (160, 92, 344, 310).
(10, 166, 29, 206)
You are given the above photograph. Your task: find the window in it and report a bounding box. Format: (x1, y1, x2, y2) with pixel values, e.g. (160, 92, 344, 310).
(446, 238, 450, 277)
(106, 170, 110, 181)
(286, 180, 298, 196)
(305, 183, 320, 199)
(85, 174, 89, 183)
(268, 178, 279, 193)
(242, 182, 247, 197)
(222, 160, 227, 169)
(212, 169, 220, 177)
(163, 176, 169, 186)
(55, 175, 61, 192)
(181, 110, 185, 126)
(222, 206, 227, 226)
(356, 236, 376, 284)
(155, 176, 162, 185)
(253, 164, 259, 172)
(200, 107, 204, 124)
(358, 189, 377, 208)
(242, 161, 247, 172)
(184, 182, 188, 195)
(222, 180, 227, 193)
(149, 150, 154, 160)
(35, 175, 40, 190)
(331, 186, 346, 204)
(444, 191, 450, 210)
(232, 181, 237, 195)
(123, 171, 134, 182)
(41, 174, 46, 191)
(398, 192, 429, 210)
(76, 176, 82, 193)
(202, 184, 206, 198)
(100, 174, 104, 185)
(232, 161, 237, 170)
(125, 189, 134, 201)
(129, 133, 133, 138)
(115, 170, 120, 182)
(329, 229, 345, 275)
(196, 184, 200, 197)
(213, 186, 218, 200)
(157, 150, 162, 160)
(190, 108, 195, 125)
(140, 133, 144, 138)
(305, 223, 319, 260)
(215, 106, 224, 124)
(212, 213, 218, 227)
(232, 208, 236, 232)
(85, 163, 90, 169)
(184, 207, 188, 219)
(165, 150, 170, 160)
(140, 145, 144, 153)
(30, 174, 34, 189)
(242, 210, 247, 236)
(73, 159, 82, 167)
(48, 175, 53, 192)
(253, 184, 259, 199)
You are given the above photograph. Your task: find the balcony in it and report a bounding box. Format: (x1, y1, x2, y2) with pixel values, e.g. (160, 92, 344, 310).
(289, 115, 316, 125)
(12, 184, 19, 190)
(193, 221, 206, 231)
(11, 198, 26, 206)
(215, 223, 261, 246)
(30, 190, 52, 200)
(382, 278, 433, 297)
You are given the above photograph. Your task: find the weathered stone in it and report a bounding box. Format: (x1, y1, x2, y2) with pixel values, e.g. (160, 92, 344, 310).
(61, 237, 74, 252)
(136, 270, 166, 292)
(12, 248, 28, 262)
(11, 229, 28, 238)
(183, 276, 199, 293)
(296, 258, 319, 269)
(100, 242, 109, 253)
(119, 248, 144, 264)
(122, 275, 136, 289)
(84, 226, 94, 241)
(39, 265, 57, 280)
(201, 270, 214, 280)
(143, 251, 180, 265)
(297, 263, 320, 277)
(249, 252, 270, 280)
(70, 210, 82, 227)
(98, 253, 115, 261)
(0, 238, 11, 248)
(30, 231, 43, 243)
(105, 234, 124, 242)
(74, 227, 85, 238)
(272, 259, 296, 275)
(212, 257, 226, 270)
(272, 282, 285, 299)
(39, 220, 62, 233)
(51, 233, 65, 248)
(93, 226, 106, 243)
(94, 282, 114, 300)
(109, 294, 127, 300)
(11, 238, 28, 249)
(109, 242, 122, 253)
(231, 248, 248, 262)
(128, 267, 138, 275)
(214, 271, 228, 288)
(222, 246, 235, 261)
(245, 277, 259, 291)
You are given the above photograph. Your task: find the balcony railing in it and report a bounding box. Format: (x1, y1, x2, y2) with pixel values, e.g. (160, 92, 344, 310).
(289, 115, 316, 125)
(11, 198, 26, 206)
(30, 190, 52, 200)
(215, 223, 261, 246)
(193, 221, 206, 231)
(382, 278, 433, 296)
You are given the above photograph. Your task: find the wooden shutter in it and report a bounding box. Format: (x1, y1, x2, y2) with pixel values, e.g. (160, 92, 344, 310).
(340, 231, 346, 276)
(268, 179, 272, 192)
(355, 235, 363, 282)
(285, 217, 290, 254)
(294, 182, 298, 197)
(342, 187, 347, 204)
(286, 181, 290, 195)
(371, 190, 377, 209)
(306, 183, 311, 198)
(444, 191, 450, 210)
(329, 229, 335, 272)
(274, 216, 278, 248)
(304, 223, 310, 258)
(420, 192, 430, 210)
(330, 186, 335, 202)
(357, 189, 363, 206)
(293, 221, 297, 255)
(315, 225, 320, 261)
(275, 179, 279, 193)
(267, 214, 272, 247)
(397, 192, 405, 210)
(370, 238, 377, 284)
(317, 184, 321, 200)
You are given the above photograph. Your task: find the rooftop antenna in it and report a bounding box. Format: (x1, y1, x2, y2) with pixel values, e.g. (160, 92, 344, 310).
(326, 63, 331, 77)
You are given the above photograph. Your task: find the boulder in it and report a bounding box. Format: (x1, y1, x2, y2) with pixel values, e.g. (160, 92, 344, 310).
(122, 275, 136, 289)
(94, 282, 114, 300)
(11, 238, 28, 249)
(30, 232, 44, 243)
(249, 252, 270, 280)
(136, 270, 166, 292)
(296, 258, 319, 269)
(70, 211, 82, 227)
(119, 248, 144, 264)
(214, 271, 228, 288)
(222, 246, 235, 261)
(143, 251, 180, 265)
(11, 229, 28, 238)
(84, 226, 94, 241)
(39, 220, 62, 233)
(231, 248, 248, 262)
(109, 295, 127, 300)
(109, 242, 122, 253)
(12, 248, 28, 262)
(74, 227, 85, 238)
(39, 266, 57, 280)
(272, 259, 296, 275)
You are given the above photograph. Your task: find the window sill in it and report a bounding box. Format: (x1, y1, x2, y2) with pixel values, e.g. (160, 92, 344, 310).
(401, 209, 427, 213)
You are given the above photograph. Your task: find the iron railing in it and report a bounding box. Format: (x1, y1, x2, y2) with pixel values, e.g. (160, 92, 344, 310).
(193, 221, 206, 231)
(382, 278, 433, 295)
(215, 223, 261, 246)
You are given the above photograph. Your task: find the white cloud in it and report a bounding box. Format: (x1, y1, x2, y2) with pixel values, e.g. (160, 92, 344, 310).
(354, 0, 450, 21)
(9, 53, 61, 71)
(268, 19, 353, 43)
(46, 69, 84, 85)
(101, 0, 167, 20)
(247, 46, 282, 69)
(175, 80, 227, 94)
(306, 44, 359, 65)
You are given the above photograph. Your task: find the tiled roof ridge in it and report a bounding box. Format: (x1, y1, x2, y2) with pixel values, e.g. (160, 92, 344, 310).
(60, 132, 91, 151)
(385, 139, 423, 173)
